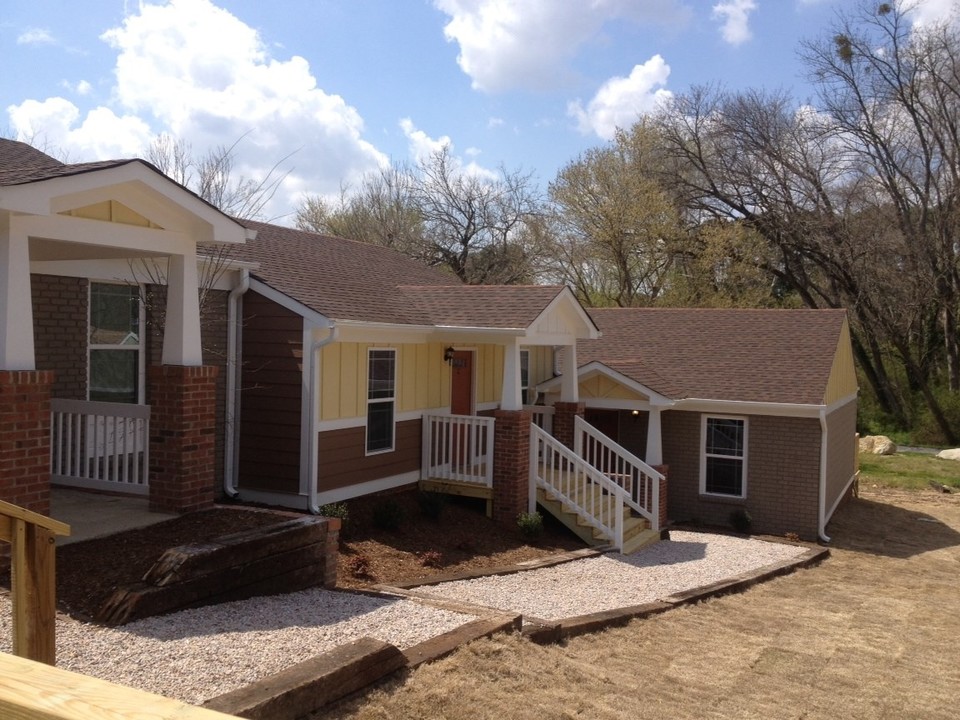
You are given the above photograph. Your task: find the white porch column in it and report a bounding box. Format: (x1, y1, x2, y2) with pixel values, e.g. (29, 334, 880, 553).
(161, 250, 204, 366)
(646, 405, 663, 466)
(500, 338, 523, 411)
(559, 343, 579, 403)
(0, 219, 36, 370)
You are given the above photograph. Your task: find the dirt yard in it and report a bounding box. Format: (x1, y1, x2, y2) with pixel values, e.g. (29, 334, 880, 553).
(315, 486, 960, 720)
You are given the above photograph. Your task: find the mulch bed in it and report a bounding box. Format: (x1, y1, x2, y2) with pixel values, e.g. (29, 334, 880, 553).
(1, 490, 585, 622)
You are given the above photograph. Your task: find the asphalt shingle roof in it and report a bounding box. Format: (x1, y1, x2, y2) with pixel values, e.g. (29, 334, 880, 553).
(0, 138, 136, 186)
(580, 307, 847, 405)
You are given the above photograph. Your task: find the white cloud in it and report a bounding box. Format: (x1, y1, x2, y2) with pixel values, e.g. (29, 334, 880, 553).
(17, 28, 55, 45)
(568, 55, 673, 140)
(433, 0, 691, 93)
(912, 0, 959, 27)
(712, 0, 757, 46)
(400, 118, 496, 180)
(8, 0, 386, 222)
(487, 116, 505, 129)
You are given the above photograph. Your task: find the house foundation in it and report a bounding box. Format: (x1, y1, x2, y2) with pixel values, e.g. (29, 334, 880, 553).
(492, 408, 532, 527)
(0, 370, 54, 515)
(148, 365, 219, 513)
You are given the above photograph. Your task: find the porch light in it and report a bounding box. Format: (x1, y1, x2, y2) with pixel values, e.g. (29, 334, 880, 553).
(444, 346, 455, 364)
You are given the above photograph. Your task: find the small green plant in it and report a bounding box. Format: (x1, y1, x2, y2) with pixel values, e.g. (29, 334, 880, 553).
(729, 508, 752, 534)
(517, 511, 544, 540)
(319, 502, 350, 534)
(419, 550, 444, 568)
(372, 499, 404, 531)
(417, 491, 446, 521)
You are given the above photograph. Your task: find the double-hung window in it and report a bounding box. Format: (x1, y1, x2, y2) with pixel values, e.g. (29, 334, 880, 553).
(520, 349, 530, 405)
(366, 349, 396, 453)
(89, 283, 142, 404)
(701, 415, 747, 497)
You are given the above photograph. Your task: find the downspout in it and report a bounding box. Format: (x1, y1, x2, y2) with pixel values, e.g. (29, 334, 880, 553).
(223, 268, 249, 499)
(308, 325, 339, 514)
(817, 407, 830, 543)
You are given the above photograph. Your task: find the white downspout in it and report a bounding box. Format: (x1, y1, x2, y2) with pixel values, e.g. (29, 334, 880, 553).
(308, 325, 339, 514)
(223, 268, 249, 498)
(818, 407, 830, 543)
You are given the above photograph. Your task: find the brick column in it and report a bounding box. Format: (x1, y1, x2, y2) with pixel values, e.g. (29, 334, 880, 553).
(492, 409, 532, 527)
(654, 464, 669, 530)
(552, 401, 585, 450)
(148, 365, 219, 513)
(0, 370, 54, 516)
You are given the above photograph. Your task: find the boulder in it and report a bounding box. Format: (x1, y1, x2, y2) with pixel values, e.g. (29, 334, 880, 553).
(936, 448, 960, 461)
(859, 435, 897, 455)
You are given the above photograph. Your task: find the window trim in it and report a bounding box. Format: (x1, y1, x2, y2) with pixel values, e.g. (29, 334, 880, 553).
(365, 347, 397, 455)
(520, 349, 530, 405)
(699, 414, 748, 499)
(88, 281, 145, 404)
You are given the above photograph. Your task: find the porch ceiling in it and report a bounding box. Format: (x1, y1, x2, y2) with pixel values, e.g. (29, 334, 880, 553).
(28, 236, 168, 262)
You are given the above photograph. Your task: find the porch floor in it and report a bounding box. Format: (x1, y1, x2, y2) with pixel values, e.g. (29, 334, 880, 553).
(50, 487, 177, 546)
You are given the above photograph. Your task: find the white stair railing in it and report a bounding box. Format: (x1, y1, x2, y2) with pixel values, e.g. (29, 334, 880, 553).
(421, 413, 494, 487)
(574, 415, 662, 531)
(531, 424, 627, 549)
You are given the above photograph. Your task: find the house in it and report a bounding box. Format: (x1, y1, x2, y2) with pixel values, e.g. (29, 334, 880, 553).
(539, 308, 859, 541)
(1, 138, 857, 553)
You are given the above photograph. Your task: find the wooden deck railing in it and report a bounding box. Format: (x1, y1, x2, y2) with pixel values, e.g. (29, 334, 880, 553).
(421, 413, 495, 487)
(0, 499, 70, 665)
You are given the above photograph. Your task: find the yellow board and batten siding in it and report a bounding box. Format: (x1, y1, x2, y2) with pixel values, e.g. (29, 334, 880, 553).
(823, 318, 858, 405)
(318, 342, 536, 421)
(580, 373, 646, 401)
(61, 201, 162, 229)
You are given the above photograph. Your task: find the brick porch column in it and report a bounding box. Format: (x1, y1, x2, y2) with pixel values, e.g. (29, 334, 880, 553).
(492, 408, 532, 527)
(0, 370, 54, 516)
(148, 365, 219, 513)
(552, 401, 585, 450)
(654, 464, 669, 530)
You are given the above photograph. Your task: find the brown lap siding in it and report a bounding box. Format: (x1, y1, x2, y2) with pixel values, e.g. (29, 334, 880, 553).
(663, 410, 822, 540)
(317, 419, 421, 493)
(237, 291, 304, 495)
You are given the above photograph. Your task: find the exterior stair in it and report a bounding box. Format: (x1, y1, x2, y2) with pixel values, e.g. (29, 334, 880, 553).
(536, 485, 661, 554)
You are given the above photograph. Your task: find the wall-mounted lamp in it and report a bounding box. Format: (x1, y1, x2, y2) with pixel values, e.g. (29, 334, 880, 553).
(444, 346, 455, 364)
(631, 409, 640, 422)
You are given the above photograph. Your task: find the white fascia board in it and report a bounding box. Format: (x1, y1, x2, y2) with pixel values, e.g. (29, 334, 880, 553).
(824, 392, 858, 414)
(15, 213, 191, 256)
(536, 360, 674, 406)
(248, 277, 332, 329)
(28, 255, 255, 291)
(672, 397, 824, 418)
(532, 287, 601, 340)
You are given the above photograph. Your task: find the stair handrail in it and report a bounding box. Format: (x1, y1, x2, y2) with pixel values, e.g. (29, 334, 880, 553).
(574, 416, 663, 531)
(531, 424, 626, 549)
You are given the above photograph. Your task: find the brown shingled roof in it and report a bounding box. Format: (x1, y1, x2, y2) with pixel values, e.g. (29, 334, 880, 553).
(580, 308, 847, 405)
(0, 138, 138, 186)
(399, 285, 567, 329)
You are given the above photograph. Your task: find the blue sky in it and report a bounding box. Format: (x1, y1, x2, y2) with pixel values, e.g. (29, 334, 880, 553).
(2, 0, 956, 224)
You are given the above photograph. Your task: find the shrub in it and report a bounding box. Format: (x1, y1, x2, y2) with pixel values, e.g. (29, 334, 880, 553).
(729, 508, 752, 534)
(319, 502, 350, 537)
(913, 388, 960, 447)
(348, 555, 371, 578)
(517, 511, 544, 540)
(372, 499, 404, 531)
(419, 550, 443, 568)
(417, 491, 446, 521)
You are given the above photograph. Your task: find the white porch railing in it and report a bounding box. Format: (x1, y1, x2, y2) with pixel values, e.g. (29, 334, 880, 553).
(421, 413, 494, 487)
(574, 415, 662, 531)
(526, 404, 554, 434)
(531, 423, 632, 550)
(50, 399, 150, 495)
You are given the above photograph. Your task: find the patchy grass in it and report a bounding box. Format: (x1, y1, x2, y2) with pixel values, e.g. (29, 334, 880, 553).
(313, 486, 960, 720)
(859, 451, 960, 491)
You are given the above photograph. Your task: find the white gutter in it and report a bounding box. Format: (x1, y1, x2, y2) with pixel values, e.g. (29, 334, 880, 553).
(308, 325, 339, 514)
(223, 268, 249, 498)
(817, 407, 830, 542)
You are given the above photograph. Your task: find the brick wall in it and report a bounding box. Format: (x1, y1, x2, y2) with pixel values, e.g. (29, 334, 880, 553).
(663, 410, 822, 540)
(492, 409, 532, 527)
(148, 365, 219, 513)
(553, 401, 585, 450)
(31, 274, 87, 400)
(0, 371, 55, 515)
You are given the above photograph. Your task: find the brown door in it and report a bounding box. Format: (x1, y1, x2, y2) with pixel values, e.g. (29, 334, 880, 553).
(450, 350, 473, 415)
(585, 408, 619, 442)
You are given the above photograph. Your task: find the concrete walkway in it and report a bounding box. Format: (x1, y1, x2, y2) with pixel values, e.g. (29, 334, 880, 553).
(49, 488, 176, 545)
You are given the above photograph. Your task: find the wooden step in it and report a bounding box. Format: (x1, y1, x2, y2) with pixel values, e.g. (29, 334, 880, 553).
(537, 487, 661, 553)
(621, 527, 662, 554)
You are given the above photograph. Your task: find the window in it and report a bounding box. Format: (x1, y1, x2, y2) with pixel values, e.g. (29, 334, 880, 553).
(366, 349, 396, 453)
(520, 349, 530, 405)
(701, 416, 747, 497)
(89, 283, 142, 404)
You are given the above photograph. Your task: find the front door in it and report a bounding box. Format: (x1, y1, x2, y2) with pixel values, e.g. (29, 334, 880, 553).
(450, 350, 473, 416)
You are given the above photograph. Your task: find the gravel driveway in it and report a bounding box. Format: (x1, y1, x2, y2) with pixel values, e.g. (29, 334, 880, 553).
(0, 530, 808, 705)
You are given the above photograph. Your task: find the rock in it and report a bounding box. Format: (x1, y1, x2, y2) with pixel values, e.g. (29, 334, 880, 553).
(859, 435, 897, 455)
(936, 448, 960, 461)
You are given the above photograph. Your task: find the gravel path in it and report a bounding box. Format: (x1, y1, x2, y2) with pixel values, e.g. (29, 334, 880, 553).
(0, 530, 808, 705)
(418, 530, 809, 620)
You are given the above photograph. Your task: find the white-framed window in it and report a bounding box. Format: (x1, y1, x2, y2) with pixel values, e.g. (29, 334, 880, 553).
(700, 415, 747, 498)
(89, 282, 143, 404)
(366, 348, 396, 454)
(520, 349, 530, 405)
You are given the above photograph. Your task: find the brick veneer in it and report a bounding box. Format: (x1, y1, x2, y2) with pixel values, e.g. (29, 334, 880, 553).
(148, 365, 219, 513)
(30, 274, 87, 400)
(0, 370, 54, 516)
(492, 409, 532, 527)
(552, 401, 585, 450)
(653, 464, 669, 530)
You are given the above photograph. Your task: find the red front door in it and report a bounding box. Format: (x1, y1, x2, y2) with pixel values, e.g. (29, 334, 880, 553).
(450, 350, 473, 416)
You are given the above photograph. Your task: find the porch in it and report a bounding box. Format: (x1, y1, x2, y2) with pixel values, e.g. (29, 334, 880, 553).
(50, 487, 176, 545)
